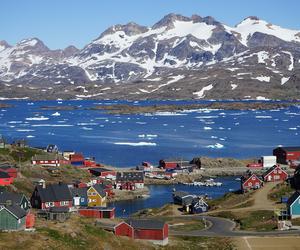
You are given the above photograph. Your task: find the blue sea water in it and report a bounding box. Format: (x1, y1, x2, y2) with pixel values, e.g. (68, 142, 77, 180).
(0, 99, 299, 167)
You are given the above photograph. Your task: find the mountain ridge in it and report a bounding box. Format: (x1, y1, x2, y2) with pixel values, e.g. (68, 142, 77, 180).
(0, 13, 300, 100)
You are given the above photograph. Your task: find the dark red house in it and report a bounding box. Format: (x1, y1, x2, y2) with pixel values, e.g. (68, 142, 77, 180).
(30, 183, 73, 210)
(114, 219, 168, 246)
(0, 165, 17, 178)
(263, 165, 288, 182)
(159, 159, 190, 170)
(89, 168, 116, 178)
(273, 147, 300, 164)
(79, 207, 115, 219)
(0, 171, 14, 186)
(241, 173, 263, 192)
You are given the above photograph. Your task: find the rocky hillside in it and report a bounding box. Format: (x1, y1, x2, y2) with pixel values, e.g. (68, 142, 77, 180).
(0, 14, 300, 100)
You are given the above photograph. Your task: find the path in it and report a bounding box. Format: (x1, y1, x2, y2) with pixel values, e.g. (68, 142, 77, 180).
(170, 216, 300, 237)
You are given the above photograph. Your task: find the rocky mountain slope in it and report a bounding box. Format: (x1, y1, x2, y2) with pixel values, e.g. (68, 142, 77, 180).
(0, 14, 300, 100)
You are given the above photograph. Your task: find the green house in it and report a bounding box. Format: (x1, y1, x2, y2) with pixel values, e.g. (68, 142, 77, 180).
(0, 205, 27, 230)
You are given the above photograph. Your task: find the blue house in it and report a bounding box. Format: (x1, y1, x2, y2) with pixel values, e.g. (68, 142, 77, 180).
(191, 198, 209, 214)
(70, 187, 88, 207)
(287, 191, 300, 219)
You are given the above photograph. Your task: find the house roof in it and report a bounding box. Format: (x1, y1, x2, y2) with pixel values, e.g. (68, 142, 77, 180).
(0, 171, 10, 178)
(89, 184, 106, 197)
(263, 165, 287, 178)
(49, 207, 70, 213)
(287, 191, 300, 207)
(36, 183, 72, 202)
(70, 187, 88, 199)
(32, 154, 60, 161)
(241, 173, 262, 184)
(276, 147, 300, 152)
(0, 165, 16, 171)
(182, 195, 196, 206)
(125, 219, 165, 230)
(90, 168, 114, 173)
(2, 205, 27, 219)
(173, 191, 189, 198)
(116, 171, 144, 182)
(0, 191, 26, 205)
(161, 158, 189, 163)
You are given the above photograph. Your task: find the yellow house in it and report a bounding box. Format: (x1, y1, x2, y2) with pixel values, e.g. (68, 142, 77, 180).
(87, 184, 107, 207)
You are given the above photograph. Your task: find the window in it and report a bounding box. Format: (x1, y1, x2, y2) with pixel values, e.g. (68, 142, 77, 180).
(274, 170, 277, 174)
(60, 201, 69, 206)
(278, 170, 282, 174)
(46, 202, 54, 207)
(252, 177, 256, 180)
(248, 182, 252, 186)
(81, 198, 85, 202)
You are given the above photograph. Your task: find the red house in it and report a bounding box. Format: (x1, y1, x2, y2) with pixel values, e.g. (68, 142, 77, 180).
(273, 147, 300, 164)
(0, 165, 17, 178)
(0, 172, 14, 186)
(89, 168, 116, 179)
(241, 173, 263, 192)
(31, 154, 60, 167)
(79, 207, 115, 219)
(30, 183, 73, 210)
(263, 165, 288, 182)
(114, 219, 168, 246)
(159, 159, 190, 170)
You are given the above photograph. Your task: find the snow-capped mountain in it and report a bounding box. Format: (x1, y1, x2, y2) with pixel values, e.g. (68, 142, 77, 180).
(0, 14, 300, 100)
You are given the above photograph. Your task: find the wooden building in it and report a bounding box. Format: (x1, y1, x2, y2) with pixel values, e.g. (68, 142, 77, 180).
(79, 207, 115, 219)
(0, 191, 30, 211)
(159, 159, 190, 170)
(273, 147, 300, 164)
(30, 183, 73, 210)
(31, 154, 60, 167)
(116, 172, 144, 190)
(263, 165, 288, 182)
(0, 171, 14, 186)
(287, 191, 300, 219)
(241, 173, 263, 192)
(89, 168, 116, 179)
(0, 165, 17, 178)
(0, 205, 27, 231)
(114, 219, 168, 246)
(87, 184, 107, 207)
(70, 187, 88, 207)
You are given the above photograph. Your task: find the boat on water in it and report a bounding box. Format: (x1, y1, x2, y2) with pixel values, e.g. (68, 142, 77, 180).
(181, 179, 222, 187)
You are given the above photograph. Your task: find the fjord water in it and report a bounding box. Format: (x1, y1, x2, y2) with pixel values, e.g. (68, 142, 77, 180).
(112, 177, 240, 217)
(1, 100, 299, 167)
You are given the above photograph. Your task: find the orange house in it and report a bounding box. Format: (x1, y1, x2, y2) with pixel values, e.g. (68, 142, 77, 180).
(87, 184, 107, 207)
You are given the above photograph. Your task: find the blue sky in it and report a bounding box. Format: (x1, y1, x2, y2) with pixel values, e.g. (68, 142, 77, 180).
(1, 0, 299, 49)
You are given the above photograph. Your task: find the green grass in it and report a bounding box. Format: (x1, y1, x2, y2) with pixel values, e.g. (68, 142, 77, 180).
(238, 210, 277, 231)
(172, 221, 206, 231)
(83, 224, 108, 238)
(268, 183, 293, 202)
(10, 147, 44, 162)
(162, 236, 235, 250)
(37, 227, 89, 249)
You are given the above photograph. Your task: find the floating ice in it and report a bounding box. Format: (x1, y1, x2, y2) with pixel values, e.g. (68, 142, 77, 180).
(114, 142, 157, 146)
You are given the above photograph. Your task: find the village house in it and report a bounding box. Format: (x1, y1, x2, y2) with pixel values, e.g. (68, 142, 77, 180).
(287, 191, 300, 219)
(114, 219, 168, 246)
(89, 167, 116, 180)
(12, 139, 27, 148)
(31, 154, 60, 167)
(115, 172, 144, 190)
(0, 165, 17, 178)
(0, 191, 30, 211)
(263, 165, 288, 182)
(70, 187, 88, 207)
(241, 173, 263, 192)
(273, 147, 300, 164)
(69, 153, 85, 167)
(182, 196, 209, 214)
(79, 207, 115, 219)
(30, 183, 73, 210)
(46, 144, 59, 153)
(63, 150, 75, 160)
(0, 205, 27, 231)
(37, 207, 71, 222)
(0, 171, 14, 186)
(87, 184, 107, 207)
(173, 191, 196, 206)
(0, 191, 34, 231)
(159, 159, 190, 170)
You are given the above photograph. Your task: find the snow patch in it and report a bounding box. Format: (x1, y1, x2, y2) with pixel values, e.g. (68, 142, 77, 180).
(193, 84, 214, 98)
